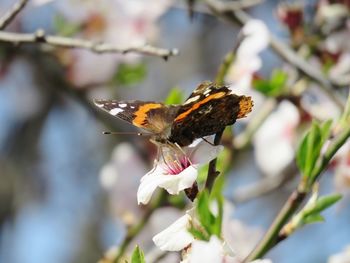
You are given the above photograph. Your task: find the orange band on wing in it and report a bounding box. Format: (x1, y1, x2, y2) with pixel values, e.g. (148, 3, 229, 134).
(175, 92, 226, 122)
(132, 103, 163, 127)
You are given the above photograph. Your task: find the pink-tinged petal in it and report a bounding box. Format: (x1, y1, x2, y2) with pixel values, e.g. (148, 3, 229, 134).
(188, 140, 224, 165)
(152, 213, 194, 251)
(158, 166, 198, 195)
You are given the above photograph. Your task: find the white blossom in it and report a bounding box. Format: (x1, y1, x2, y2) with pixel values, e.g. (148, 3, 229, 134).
(137, 139, 223, 205)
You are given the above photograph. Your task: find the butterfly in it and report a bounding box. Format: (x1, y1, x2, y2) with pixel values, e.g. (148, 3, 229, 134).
(94, 81, 253, 146)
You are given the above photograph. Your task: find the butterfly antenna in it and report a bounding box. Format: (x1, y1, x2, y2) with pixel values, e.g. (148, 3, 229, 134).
(102, 131, 151, 137)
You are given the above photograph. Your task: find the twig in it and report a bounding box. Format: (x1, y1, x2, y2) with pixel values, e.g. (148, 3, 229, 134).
(173, 0, 263, 16)
(205, 0, 345, 110)
(205, 129, 224, 191)
(0, 0, 28, 30)
(0, 29, 179, 60)
(245, 108, 350, 261)
(206, 0, 263, 12)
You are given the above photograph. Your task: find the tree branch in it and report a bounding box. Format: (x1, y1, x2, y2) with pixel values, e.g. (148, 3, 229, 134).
(206, 0, 263, 12)
(245, 100, 350, 261)
(0, 0, 28, 30)
(0, 29, 179, 60)
(205, 0, 345, 109)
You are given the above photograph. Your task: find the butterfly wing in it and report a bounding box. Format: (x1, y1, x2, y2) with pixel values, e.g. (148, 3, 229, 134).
(169, 82, 253, 146)
(94, 100, 179, 135)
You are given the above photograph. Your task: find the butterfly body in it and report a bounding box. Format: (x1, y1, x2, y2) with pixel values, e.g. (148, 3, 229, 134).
(94, 81, 253, 146)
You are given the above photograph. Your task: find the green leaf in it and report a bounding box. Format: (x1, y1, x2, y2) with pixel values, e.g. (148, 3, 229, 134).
(297, 121, 332, 180)
(309, 194, 342, 215)
(303, 214, 325, 225)
(197, 164, 209, 184)
(209, 173, 225, 237)
(253, 69, 288, 97)
(304, 122, 322, 177)
(320, 120, 332, 143)
(53, 14, 81, 37)
(164, 87, 184, 105)
(167, 194, 186, 209)
(296, 131, 308, 177)
(131, 245, 145, 263)
(112, 63, 147, 86)
(197, 191, 215, 235)
(188, 225, 210, 241)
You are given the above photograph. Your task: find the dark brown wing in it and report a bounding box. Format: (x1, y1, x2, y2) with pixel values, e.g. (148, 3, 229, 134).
(169, 82, 253, 146)
(94, 100, 179, 135)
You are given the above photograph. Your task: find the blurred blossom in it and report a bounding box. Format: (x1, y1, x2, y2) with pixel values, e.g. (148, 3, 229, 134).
(226, 19, 269, 119)
(328, 245, 350, 263)
(253, 101, 300, 177)
(324, 29, 350, 55)
(301, 84, 341, 120)
(276, 3, 303, 32)
(100, 142, 147, 224)
(222, 202, 263, 259)
(137, 140, 223, 205)
(329, 53, 350, 83)
(316, 0, 349, 27)
(227, 19, 269, 91)
(50, 0, 173, 86)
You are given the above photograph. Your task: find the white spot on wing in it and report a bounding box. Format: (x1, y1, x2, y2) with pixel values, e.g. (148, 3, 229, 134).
(119, 103, 127, 108)
(203, 88, 211, 95)
(110, 108, 124, 115)
(130, 106, 135, 109)
(184, 95, 200, 105)
(95, 102, 104, 108)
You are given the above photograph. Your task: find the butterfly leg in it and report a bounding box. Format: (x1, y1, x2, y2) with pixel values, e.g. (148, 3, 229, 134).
(201, 136, 215, 146)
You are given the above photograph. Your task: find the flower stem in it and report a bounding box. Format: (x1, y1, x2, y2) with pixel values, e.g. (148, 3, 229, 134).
(205, 129, 225, 192)
(245, 115, 350, 261)
(215, 51, 234, 85)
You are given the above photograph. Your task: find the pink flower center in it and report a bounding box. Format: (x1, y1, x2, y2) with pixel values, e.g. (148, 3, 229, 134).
(162, 156, 191, 175)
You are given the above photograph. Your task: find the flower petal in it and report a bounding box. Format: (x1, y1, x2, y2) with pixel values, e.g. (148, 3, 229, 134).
(188, 236, 224, 263)
(159, 165, 198, 194)
(188, 140, 224, 165)
(137, 166, 168, 205)
(153, 213, 194, 251)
